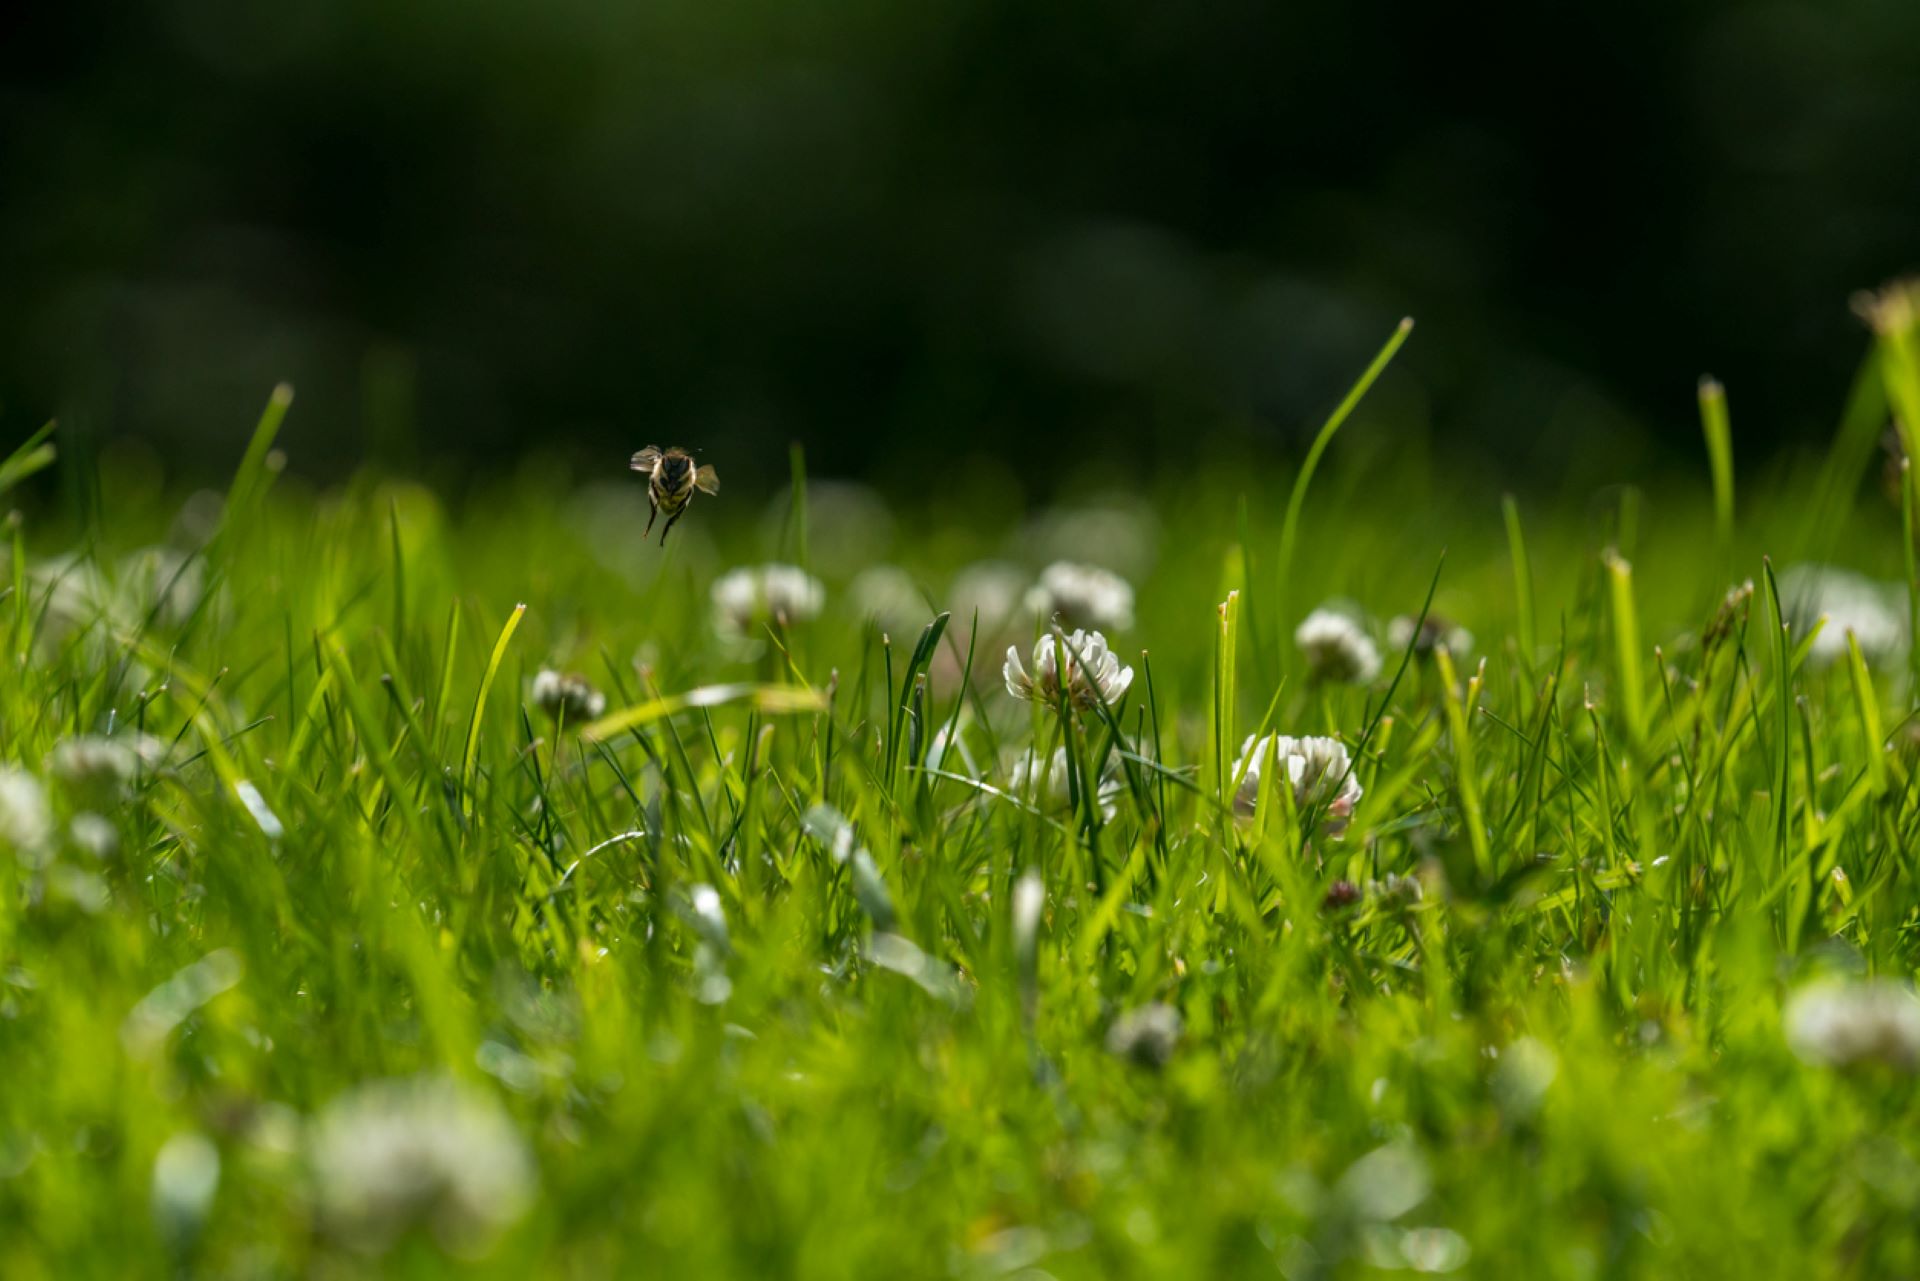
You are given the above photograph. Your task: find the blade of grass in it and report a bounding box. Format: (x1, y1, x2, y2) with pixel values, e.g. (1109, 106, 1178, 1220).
(1698, 375, 1734, 570)
(1276, 318, 1414, 646)
(462, 601, 527, 813)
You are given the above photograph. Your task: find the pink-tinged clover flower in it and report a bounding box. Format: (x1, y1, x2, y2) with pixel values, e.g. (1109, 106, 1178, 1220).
(1004, 628, 1133, 712)
(1234, 733, 1363, 837)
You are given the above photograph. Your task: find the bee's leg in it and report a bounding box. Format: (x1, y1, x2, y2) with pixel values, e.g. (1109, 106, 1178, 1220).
(660, 509, 685, 544)
(644, 501, 658, 537)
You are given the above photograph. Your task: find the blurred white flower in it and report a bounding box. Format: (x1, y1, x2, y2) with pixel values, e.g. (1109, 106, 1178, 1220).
(1011, 869, 1045, 972)
(849, 565, 927, 634)
(1026, 500, 1160, 579)
(49, 735, 142, 795)
(1399, 1226, 1472, 1273)
(947, 561, 1030, 634)
(1024, 561, 1135, 632)
(1106, 1002, 1182, 1069)
(1009, 746, 1122, 818)
(1296, 608, 1381, 683)
(1338, 1143, 1431, 1222)
(1386, 614, 1473, 660)
(1004, 629, 1133, 711)
(151, 1131, 221, 1244)
(1778, 565, 1908, 667)
(1784, 979, 1920, 1071)
(69, 812, 120, 861)
(0, 769, 53, 863)
(311, 1075, 535, 1253)
(120, 546, 206, 629)
(529, 669, 606, 724)
(32, 555, 117, 636)
(761, 481, 894, 575)
(711, 564, 826, 640)
(685, 883, 732, 1004)
(1234, 734, 1363, 836)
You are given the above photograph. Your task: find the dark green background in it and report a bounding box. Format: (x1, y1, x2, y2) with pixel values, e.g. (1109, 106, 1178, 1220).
(3, 0, 1916, 492)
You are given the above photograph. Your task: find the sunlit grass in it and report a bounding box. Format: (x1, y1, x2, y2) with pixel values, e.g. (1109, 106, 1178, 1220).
(4, 305, 1920, 1277)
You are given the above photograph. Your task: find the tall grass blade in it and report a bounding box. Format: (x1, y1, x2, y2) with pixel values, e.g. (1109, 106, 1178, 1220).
(1276, 318, 1413, 643)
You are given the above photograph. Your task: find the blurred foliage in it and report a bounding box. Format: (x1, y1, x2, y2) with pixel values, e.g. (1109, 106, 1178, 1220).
(2, 0, 1918, 492)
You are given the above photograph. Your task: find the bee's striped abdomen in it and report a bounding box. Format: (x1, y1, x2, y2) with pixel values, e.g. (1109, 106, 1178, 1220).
(651, 452, 697, 514)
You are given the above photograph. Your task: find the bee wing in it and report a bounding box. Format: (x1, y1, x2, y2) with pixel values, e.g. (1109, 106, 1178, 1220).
(630, 447, 662, 472)
(694, 464, 720, 496)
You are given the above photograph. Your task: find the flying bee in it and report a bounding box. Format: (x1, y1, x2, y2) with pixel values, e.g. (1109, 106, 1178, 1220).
(629, 446, 719, 544)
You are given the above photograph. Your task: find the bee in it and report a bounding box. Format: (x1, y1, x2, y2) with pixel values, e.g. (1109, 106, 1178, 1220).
(629, 446, 719, 544)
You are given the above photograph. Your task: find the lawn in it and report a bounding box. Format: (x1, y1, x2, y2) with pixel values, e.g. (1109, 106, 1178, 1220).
(4, 290, 1920, 1278)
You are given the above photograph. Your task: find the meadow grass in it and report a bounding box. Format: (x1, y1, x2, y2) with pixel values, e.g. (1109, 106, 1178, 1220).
(4, 295, 1920, 1278)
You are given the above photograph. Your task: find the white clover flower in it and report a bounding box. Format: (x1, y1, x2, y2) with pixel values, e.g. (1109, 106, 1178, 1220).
(311, 1075, 536, 1254)
(1234, 734, 1363, 836)
(529, 669, 606, 724)
(848, 565, 927, 634)
(1106, 1003, 1183, 1069)
(948, 561, 1030, 634)
(1784, 979, 1920, 1071)
(120, 546, 206, 629)
(151, 1131, 221, 1244)
(69, 812, 120, 861)
(1296, 608, 1381, 683)
(0, 768, 54, 863)
(1024, 561, 1135, 632)
(49, 735, 142, 795)
(710, 564, 826, 640)
(31, 555, 121, 639)
(1009, 746, 1122, 819)
(760, 481, 894, 575)
(1386, 614, 1473, 660)
(1778, 565, 1908, 667)
(1004, 629, 1133, 711)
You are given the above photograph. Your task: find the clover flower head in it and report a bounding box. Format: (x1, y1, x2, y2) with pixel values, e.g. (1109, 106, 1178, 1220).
(1785, 979, 1920, 1072)
(49, 735, 143, 795)
(70, 812, 120, 861)
(1296, 608, 1381, 684)
(1003, 629, 1133, 711)
(0, 768, 53, 861)
(1386, 613, 1472, 661)
(1234, 733, 1363, 836)
(849, 565, 926, 634)
(1778, 565, 1908, 667)
(711, 564, 826, 639)
(948, 561, 1029, 633)
(529, 669, 606, 724)
(761, 481, 893, 576)
(310, 1075, 536, 1253)
(121, 546, 207, 629)
(1106, 1003, 1183, 1070)
(1024, 561, 1135, 632)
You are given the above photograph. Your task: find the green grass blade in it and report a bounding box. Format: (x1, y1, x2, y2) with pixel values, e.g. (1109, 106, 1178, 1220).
(1698, 375, 1734, 566)
(1276, 317, 1413, 641)
(462, 600, 527, 808)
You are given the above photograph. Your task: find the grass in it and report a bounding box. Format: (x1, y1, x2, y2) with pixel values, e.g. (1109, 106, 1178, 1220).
(5, 293, 1920, 1278)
